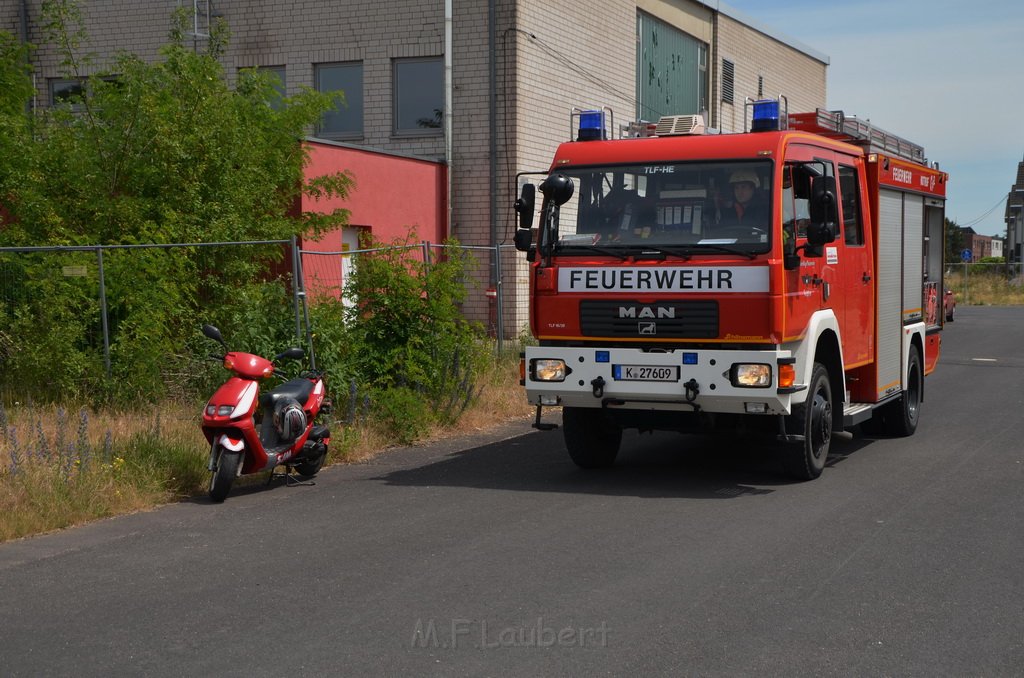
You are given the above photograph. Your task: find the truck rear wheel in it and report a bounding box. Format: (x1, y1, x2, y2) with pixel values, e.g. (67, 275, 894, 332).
(563, 407, 622, 469)
(884, 344, 922, 437)
(782, 362, 832, 481)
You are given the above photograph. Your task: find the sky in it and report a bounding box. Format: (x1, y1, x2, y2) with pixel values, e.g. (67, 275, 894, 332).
(722, 0, 1024, 236)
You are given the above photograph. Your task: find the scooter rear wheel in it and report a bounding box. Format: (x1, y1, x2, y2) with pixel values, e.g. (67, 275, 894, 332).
(209, 448, 241, 503)
(293, 444, 327, 480)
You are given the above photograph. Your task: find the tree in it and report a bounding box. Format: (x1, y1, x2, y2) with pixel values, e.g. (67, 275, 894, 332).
(945, 217, 963, 263)
(0, 31, 33, 212)
(0, 2, 354, 400)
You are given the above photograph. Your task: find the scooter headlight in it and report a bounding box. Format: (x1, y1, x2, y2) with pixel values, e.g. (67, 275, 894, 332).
(217, 405, 233, 416)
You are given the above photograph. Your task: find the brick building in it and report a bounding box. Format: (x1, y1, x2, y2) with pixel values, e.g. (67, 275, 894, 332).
(3, 0, 828, 337)
(960, 227, 996, 262)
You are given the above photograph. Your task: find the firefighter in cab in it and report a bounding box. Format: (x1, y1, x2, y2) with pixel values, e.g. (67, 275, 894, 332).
(719, 169, 769, 228)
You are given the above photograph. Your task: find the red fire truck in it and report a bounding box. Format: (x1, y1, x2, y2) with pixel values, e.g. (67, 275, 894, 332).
(513, 100, 948, 480)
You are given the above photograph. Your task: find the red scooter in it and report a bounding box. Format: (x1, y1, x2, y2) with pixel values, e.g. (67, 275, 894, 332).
(200, 324, 331, 502)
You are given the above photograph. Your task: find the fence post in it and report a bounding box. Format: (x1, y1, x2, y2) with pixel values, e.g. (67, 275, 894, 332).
(494, 242, 504, 355)
(963, 262, 969, 306)
(291, 235, 301, 340)
(96, 247, 111, 379)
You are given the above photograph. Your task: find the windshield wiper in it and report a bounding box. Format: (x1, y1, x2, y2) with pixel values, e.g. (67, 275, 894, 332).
(553, 243, 630, 260)
(634, 245, 693, 260)
(681, 243, 758, 260)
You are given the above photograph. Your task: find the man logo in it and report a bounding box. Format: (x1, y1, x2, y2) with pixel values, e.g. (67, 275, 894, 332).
(638, 322, 657, 335)
(619, 306, 675, 319)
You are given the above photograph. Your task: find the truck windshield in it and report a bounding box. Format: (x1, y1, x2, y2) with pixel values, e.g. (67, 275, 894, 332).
(549, 161, 772, 254)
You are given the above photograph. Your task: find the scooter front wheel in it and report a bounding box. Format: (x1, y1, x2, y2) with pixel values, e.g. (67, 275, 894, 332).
(209, 447, 241, 503)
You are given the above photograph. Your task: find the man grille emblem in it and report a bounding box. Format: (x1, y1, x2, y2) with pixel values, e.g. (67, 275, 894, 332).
(638, 322, 656, 335)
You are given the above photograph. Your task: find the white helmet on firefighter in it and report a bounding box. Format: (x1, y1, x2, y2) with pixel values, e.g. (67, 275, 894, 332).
(728, 169, 760, 188)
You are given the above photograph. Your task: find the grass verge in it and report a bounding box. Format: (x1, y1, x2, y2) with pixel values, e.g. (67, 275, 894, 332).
(0, 354, 533, 543)
(946, 267, 1024, 306)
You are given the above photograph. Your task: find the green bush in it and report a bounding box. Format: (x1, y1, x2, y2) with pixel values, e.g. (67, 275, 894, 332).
(312, 232, 487, 440)
(369, 386, 432, 445)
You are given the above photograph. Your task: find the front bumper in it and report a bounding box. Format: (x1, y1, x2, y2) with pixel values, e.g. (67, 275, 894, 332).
(524, 346, 798, 415)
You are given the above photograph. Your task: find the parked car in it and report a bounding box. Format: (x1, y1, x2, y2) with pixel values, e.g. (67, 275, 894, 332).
(944, 288, 956, 322)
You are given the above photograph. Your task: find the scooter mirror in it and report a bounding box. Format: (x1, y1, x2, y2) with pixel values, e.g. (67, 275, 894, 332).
(202, 324, 226, 347)
(276, 347, 305, 362)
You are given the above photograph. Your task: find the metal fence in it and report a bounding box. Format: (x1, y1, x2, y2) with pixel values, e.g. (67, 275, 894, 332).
(0, 238, 513, 391)
(0, 239, 299, 379)
(298, 241, 517, 343)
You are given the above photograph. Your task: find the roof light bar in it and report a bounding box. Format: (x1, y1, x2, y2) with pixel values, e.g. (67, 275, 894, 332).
(751, 99, 781, 132)
(578, 110, 605, 140)
(571, 106, 613, 141)
(747, 95, 789, 133)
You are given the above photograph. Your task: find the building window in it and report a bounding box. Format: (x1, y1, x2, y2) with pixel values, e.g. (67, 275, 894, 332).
(260, 66, 286, 99)
(50, 78, 85, 107)
(316, 62, 363, 140)
(636, 11, 708, 122)
(393, 57, 443, 136)
(239, 66, 286, 110)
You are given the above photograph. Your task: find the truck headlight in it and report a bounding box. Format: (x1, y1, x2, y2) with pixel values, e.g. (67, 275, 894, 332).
(531, 359, 568, 382)
(731, 363, 772, 388)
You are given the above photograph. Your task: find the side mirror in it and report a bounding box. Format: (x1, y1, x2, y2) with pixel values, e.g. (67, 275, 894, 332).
(514, 184, 536, 229)
(202, 324, 226, 348)
(539, 174, 575, 206)
(513, 228, 534, 253)
(275, 347, 305, 362)
(806, 221, 837, 247)
(809, 175, 838, 233)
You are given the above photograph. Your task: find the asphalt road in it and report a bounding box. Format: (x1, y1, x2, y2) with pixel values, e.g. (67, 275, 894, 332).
(2, 306, 1023, 677)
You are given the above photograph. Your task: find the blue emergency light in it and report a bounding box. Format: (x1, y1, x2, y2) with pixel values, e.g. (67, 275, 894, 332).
(751, 98, 782, 132)
(578, 110, 606, 141)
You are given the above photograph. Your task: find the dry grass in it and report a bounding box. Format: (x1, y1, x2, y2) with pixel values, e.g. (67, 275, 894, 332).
(0, 354, 534, 542)
(946, 266, 1024, 306)
(328, 354, 534, 463)
(0, 404, 207, 541)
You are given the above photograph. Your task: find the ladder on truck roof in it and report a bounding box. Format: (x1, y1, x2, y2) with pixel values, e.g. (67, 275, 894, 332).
(789, 108, 927, 165)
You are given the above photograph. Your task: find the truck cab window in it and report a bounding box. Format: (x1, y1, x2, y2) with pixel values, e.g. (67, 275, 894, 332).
(839, 165, 864, 246)
(549, 161, 772, 253)
(782, 164, 812, 241)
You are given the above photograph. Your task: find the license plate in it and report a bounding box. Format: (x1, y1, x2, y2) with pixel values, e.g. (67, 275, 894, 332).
(613, 365, 680, 382)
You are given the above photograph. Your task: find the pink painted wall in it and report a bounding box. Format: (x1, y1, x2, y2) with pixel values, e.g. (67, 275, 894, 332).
(300, 140, 446, 246)
(297, 140, 447, 297)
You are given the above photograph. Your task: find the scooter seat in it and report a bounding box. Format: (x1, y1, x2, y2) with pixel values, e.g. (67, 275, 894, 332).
(260, 378, 315, 409)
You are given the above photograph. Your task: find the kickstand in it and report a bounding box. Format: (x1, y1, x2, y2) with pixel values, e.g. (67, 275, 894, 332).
(269, 467, 316, 487)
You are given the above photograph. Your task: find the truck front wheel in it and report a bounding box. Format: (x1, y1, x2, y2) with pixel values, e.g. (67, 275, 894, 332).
(782, 362, 832, 481)
(562, 407, 622, 469)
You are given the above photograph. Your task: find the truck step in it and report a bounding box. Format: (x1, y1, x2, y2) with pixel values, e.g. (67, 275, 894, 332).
(843, 402, 874, 428)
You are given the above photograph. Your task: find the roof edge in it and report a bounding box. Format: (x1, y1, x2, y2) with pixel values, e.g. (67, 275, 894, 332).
(304, 136, 446, 165)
